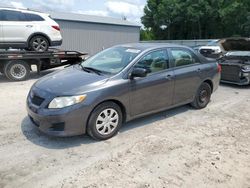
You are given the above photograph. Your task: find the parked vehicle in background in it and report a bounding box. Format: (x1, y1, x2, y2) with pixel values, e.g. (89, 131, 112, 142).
(198, 38, 250, 59)
(198, 40, 222, 58)
(218, 51, 250, 85)
(0, 7, 62, 52)
(27, 43, 221, 140)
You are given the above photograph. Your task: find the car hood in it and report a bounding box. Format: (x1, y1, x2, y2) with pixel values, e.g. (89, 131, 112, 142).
(220, 38, 250, 51)
(200, 38, 250, 52)
(34, 65, 110, 95)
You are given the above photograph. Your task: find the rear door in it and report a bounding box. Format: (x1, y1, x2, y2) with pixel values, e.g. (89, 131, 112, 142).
(129, 49, 175, 116)
(169, 48, 202, 105)
(2, 10, 30, 43)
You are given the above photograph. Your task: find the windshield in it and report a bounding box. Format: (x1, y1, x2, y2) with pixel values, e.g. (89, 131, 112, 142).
(81, 47, 141, 74)
(207, 40, 219, 46)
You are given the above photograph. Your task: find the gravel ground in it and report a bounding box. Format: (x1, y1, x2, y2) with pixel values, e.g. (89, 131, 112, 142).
(0, 70, 250, 188)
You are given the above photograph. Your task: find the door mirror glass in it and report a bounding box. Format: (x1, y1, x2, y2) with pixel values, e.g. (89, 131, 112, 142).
(130, 68, 147, 78)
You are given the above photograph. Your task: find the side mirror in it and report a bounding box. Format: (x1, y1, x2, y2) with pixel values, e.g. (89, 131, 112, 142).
(130, 67, 147, 79)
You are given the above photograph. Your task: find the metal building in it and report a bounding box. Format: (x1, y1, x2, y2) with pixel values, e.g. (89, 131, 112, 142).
(49, 12, 141, 55)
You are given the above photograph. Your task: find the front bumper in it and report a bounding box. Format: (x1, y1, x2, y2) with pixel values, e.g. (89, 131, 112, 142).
(26, 87, 90, 137)
(221, 76, 250, 85)
(27, 105, 88, 137)
(220, 64, 250, 85)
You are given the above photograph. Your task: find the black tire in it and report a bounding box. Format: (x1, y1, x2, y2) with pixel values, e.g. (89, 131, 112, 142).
(87, 102, 123, 140)
(0, 67, 4, 75)
(29, 35, 49, 52)
(191, 82, 212, 109)
(4, 60, 30, 81)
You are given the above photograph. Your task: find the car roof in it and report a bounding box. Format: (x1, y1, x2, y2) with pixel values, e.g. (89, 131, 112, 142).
(0, 7, 47, 15)
(118, 43, 189, 51)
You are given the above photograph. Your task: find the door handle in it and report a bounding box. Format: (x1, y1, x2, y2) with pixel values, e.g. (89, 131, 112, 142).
(196, 68, 201, 73)
(26, 25, 33, 28)
(165, 74, 172, 80)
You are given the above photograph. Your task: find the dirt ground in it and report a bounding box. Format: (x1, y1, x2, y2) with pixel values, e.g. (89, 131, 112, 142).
(0, 70, 250, 188)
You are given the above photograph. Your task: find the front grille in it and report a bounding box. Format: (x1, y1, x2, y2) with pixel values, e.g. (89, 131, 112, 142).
(31, 95, 45, 106)
(221, 64, 241, 82)
(49, 122, 65, 131)
(200, 49, 214, 54)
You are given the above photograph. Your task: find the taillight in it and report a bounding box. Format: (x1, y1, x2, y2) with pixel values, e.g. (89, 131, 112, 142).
(217, 63, 222, 73)
(52, 25, 60, 31)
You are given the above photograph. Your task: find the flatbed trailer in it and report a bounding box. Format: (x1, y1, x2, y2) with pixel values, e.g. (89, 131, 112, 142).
(0, 49, 87, 81)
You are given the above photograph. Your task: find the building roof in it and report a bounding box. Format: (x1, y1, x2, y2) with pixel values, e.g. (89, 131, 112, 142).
(49, 11, 141, 28)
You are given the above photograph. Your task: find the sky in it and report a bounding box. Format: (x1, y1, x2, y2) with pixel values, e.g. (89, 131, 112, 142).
(0, 0, 147, 24)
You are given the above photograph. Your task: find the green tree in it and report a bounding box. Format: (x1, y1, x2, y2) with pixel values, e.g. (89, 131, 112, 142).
(141, 0, 250, 40)
(140, 29, 154, 40)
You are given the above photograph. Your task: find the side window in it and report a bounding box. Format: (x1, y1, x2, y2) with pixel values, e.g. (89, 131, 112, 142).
(2, 10, 26, 21)
(170, 49, 200, 67)
(24, 13, 44, 21)
(0, 11, 3, 21)
(135, 50, 169, 74)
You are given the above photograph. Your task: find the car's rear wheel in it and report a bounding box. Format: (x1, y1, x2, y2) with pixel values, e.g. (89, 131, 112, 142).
(191, 82, 212, 109)
(29, 35, 49, 52)
(4, 60, 30, 81)
(87, 102, 123, 140)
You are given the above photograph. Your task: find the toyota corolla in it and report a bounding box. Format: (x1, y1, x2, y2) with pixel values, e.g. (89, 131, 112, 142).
(26, 43, 221, 140)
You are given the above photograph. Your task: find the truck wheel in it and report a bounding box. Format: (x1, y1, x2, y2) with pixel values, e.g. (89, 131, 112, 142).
(87, 102, 123, 140)
(4, 60, 30, 81)
(29, 35, 49, 52)
(0, 67, 4, 75)
(191, 82, 212, 109)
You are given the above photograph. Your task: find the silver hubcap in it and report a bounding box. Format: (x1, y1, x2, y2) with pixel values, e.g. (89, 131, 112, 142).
(32, 37, 47, 51)
(96, 108, 119, 135)
(10, 64, 26, 79)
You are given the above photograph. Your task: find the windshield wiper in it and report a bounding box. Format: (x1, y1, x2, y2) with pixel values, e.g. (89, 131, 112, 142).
(81, 66, 102, 75)
(79, 64, 91, 73)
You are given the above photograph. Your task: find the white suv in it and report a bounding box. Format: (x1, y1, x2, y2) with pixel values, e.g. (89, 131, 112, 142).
(0, 8, 62, 52)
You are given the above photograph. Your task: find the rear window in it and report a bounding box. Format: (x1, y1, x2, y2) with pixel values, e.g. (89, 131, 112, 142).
(24, 13, 44, 21)
(1, 10, 26, 21)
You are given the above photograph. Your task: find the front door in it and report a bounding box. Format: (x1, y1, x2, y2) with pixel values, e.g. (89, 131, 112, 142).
(129, 49, 175, 116)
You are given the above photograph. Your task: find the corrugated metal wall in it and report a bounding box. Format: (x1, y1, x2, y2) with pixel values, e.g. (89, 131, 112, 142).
(55, 20, 140, 55)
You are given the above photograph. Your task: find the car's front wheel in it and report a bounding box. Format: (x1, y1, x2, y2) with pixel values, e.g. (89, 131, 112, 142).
(87, 102, 123, 140)
(29, 35, 49, 52)
(191, 82, 212, 109)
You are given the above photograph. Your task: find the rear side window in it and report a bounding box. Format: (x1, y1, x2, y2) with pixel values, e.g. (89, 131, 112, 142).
(24, 13, 44, 21)
(1, 10, 26, 21)
(0, 11, 3, 21)
(170, 49, 200, 67)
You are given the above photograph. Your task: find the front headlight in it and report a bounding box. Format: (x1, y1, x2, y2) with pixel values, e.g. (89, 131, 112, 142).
(243, 65, 250, 72)
(48, 95, 86, 109)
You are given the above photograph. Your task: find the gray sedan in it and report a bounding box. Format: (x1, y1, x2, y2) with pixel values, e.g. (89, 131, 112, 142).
(27, 43, 221, 140)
